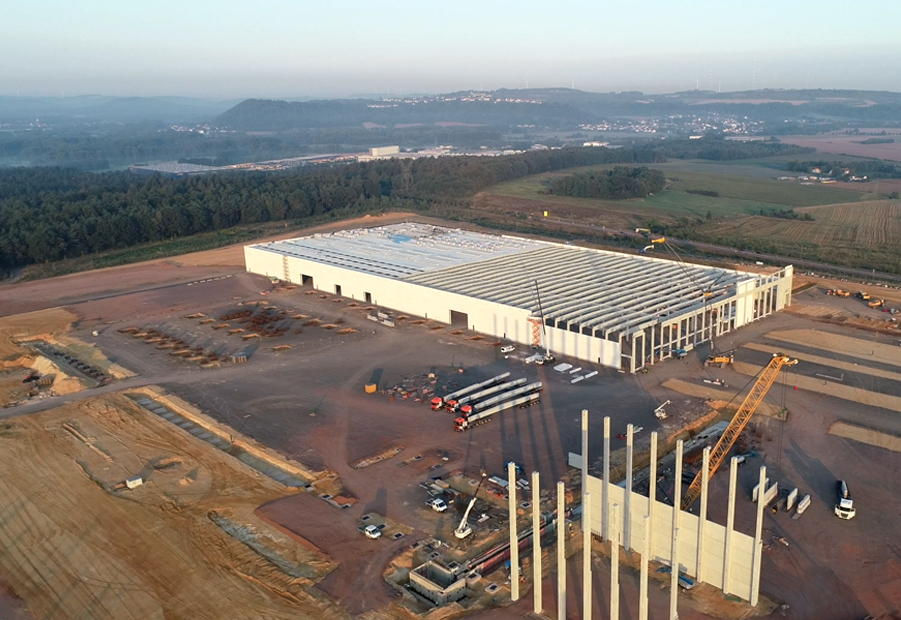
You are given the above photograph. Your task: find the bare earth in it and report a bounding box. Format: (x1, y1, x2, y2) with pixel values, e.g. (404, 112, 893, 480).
(0, 215, 900, 620)
(0, 212, 416, 318)
(0, 393, 341, 620)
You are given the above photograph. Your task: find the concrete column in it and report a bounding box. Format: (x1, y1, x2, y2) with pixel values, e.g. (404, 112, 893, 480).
(557, 481, 566, 620)
(610, 503, 620, 620)
(697, 446, 710, 581)
(670, 527, 680, 620)
(532, 471, 542, 615)
(639, 514, 650, 620)
(603, 416, 610, 541)
(670, 440, 683, 620)
(751, 466, 767, 606)
(583, 491, 592, 620)
(581, 409, 589, 534)
(723, 456, 737, 594)
(508, 462, 520, 602)
(648, 432, 658, 557)
(624, 424, 634, 551)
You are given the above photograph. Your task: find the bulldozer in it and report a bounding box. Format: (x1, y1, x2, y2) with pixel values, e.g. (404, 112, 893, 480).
(705, 352, 734, 368)
(869, 299, 885, 309)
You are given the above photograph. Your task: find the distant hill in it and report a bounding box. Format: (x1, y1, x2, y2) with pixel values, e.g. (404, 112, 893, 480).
(0, 95, 240, 124)
(214, 88, 901, 132)
(214, 97, 595, 131)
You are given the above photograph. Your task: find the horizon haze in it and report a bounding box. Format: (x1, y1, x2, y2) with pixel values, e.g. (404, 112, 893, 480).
(3, 0, 900, 99)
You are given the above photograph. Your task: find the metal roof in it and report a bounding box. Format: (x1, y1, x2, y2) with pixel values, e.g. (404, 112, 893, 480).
(404, 245, 755, 336)
(252, 223, 759, 336)
(249, 223, 544, 279)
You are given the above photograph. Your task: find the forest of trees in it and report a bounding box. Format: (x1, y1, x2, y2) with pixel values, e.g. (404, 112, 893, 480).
(786, 158, 901, 179)
(0, 138, 816, 271)
(546, 166, 666, 199)
(0, 147, 652, 269)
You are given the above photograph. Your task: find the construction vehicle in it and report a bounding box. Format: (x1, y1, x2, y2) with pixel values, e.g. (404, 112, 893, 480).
(455, 472, 487, 538)
(681, 353, 798, 509)
(833, 289, 851, 298)
(448, 377, 528, 412)
(455, 392, 541, 431)
(635, 227, 651, 235)
(650, 236, 665, 244)
(430, 372, 511, 410)
(705, 352, 734, 368)
(640, 245, 655, 253)
(529, 281, 556, 365)
(654, 400, 671, 419)
(834, 480, 856, 519)
(857, 291, 871, 301)
(459, 381, 543, 417)
(868, 299, 884, 309)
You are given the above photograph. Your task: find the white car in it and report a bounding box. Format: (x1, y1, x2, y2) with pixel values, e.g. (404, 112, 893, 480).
(500, 345, 515, 354)
(363, 524, 382, 539)
(429, 498, 448, 512)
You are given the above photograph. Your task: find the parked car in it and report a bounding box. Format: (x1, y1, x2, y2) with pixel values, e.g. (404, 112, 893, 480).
(363, 524, 382, 539)
(428, 498, 448, 512)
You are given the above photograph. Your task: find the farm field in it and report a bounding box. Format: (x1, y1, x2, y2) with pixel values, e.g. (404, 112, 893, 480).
(779, 133, 901, 162)
(484, 160, 866, 220)
(704, 200, 901, 250)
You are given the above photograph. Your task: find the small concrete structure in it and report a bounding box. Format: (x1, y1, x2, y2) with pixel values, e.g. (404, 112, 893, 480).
(409, 560, 467, 606)
(125, 476, 144, 489)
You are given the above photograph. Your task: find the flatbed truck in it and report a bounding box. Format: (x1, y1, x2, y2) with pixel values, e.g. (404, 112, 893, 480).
(430, 372, 510, 410)
(454, 392, 541, 431)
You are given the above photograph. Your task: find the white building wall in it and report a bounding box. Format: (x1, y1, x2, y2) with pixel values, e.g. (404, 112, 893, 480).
(580, 471, 755, 600)
(544, 325, 620, 367)
(245, 245, 791, 374)
(246, 246, 537, 340)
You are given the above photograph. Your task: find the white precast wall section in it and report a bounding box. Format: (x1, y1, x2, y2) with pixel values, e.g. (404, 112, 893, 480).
(244, 223, 792, 372)
(586, 475, 756, 599)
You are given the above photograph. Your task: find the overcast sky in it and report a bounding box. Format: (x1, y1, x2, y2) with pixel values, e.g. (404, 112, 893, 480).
(3, 0, 899, 98)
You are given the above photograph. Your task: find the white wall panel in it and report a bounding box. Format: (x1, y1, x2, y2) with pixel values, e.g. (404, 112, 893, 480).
(571, 466, 756, 601)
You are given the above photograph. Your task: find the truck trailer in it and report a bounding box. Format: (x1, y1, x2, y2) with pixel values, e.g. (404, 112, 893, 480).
(430, 372, 511, 410)
(447, 377, 528, 412)
(458, 381, 543, 417)
(454, 392, 541, 431)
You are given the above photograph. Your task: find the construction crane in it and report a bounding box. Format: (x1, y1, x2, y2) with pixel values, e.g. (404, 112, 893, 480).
(530, 280, 555, 364)
(659, 241, 731, 353)
(455, 472, 488, 539)
(680, 353, 797, 510)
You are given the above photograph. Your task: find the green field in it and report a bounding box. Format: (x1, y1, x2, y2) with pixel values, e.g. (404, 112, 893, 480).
(485, 160, 866, 219)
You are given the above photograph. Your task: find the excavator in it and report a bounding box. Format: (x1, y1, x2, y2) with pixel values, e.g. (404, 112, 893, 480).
(681, 353, 798, 510)
(455, 472, 488, 539)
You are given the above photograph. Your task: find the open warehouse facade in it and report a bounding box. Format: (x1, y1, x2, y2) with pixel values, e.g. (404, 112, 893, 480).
(244, 223, 793, 372)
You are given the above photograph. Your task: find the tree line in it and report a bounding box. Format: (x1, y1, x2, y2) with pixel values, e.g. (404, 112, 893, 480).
(545, 166, 665, 199)
(0, 138, 813, 271)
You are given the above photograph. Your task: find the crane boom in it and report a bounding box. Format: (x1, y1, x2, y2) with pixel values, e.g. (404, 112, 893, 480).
(680, 353, 797, 510)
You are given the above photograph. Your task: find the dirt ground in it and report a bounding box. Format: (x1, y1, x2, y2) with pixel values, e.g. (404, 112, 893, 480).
(0, 213, 416, 318)
(1, 218, 900, 619)
(0, 307, 76, 360)
(0, 393, 343, 620)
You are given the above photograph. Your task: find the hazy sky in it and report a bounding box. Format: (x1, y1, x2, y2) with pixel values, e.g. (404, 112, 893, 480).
(3, 0, 899, 98)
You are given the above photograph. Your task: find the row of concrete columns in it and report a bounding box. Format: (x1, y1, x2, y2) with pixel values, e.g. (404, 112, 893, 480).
(508, 410, 767, 618)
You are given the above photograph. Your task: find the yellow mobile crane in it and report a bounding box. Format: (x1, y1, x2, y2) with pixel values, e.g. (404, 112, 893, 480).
(681, 353, 798, 510)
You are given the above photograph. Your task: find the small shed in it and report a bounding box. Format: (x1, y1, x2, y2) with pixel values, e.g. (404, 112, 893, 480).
(125, 476, 144, 489)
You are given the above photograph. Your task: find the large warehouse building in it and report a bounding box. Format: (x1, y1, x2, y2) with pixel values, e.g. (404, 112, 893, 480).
(244, 223, 793, 373)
